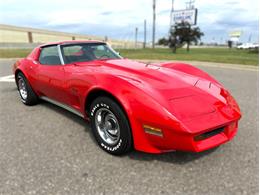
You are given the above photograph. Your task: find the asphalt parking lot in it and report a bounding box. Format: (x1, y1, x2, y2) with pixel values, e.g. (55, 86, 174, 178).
(0, 59, 258, 195)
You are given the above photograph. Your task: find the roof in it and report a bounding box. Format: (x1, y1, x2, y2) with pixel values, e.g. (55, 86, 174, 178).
(39, 40, 105, 47)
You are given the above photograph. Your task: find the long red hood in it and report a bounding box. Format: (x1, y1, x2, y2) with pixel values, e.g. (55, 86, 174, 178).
(83, 59, 223, 99)
(80, 59, 204, 91)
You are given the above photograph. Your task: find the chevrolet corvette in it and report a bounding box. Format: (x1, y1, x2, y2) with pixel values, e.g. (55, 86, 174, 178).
(13, 40, 241, 155)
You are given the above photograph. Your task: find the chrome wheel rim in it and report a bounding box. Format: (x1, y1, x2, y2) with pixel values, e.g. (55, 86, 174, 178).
(18, 76, 27, 100)
(95, 108, 120, 145)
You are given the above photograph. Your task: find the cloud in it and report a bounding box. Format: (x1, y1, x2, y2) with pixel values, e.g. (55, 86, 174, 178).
(0, 0, 258, 43)
(100, 12, 113, 16)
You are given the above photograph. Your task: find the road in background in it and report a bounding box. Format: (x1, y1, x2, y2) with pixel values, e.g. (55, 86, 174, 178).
(0, 59, 258, 194)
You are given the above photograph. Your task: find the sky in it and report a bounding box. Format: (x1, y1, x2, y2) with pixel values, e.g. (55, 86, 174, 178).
(0, 0, 259, 43)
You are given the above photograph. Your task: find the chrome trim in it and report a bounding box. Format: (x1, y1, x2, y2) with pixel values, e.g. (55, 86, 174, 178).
(40, 96, 84, 118)
(95, 108, 120, 145)
(106, 43, 123, 59)
(57, 45, 65, 65)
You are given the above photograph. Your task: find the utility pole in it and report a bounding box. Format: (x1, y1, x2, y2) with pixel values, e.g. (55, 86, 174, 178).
(186, 0, 195, 9)
(143, 19, 147, 48)
(135, 27, 138, 49)
(169, 0, 174, 35)
(152, 0, 156, 49)
(248, 34, 252, 42)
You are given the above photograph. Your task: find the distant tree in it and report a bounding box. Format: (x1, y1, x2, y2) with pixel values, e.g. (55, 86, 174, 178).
(158, 37, 168, 46)
(168, 35, 179, 53)
(228, 40, 232, 49)
(168, 22, 204, 52)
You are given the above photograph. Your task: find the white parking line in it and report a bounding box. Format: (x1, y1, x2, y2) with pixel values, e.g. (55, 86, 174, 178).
(0, 75, 15, 82)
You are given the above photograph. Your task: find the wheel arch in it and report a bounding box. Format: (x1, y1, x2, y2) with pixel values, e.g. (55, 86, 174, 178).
(85, 88, 130, 120)
(14, 69, 25, 85)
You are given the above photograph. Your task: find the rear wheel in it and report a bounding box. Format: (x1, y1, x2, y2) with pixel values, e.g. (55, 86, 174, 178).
(89, 96, 133, 155)
(16, 72, 38, 105)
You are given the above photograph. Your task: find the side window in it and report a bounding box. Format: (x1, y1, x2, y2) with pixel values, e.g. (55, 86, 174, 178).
(62, 46, 87, 64)
(39, 46, 61, 65)
(63, 45, 82, 56)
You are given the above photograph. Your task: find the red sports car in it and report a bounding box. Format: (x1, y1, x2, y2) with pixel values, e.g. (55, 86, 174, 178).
(13, 40, 241, 155)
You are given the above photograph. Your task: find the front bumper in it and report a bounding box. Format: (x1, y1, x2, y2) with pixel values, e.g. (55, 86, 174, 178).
(142, 120, 239, 153)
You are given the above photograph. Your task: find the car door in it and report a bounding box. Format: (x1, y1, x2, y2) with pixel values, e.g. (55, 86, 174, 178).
(60, 44, 93, 111)
(36, 45, 67, 103)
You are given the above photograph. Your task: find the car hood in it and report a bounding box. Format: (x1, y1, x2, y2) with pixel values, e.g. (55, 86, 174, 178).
(76, 59, 239, 127)
(94, 59, 199, 96)
(89, 59, 223, 98)
(77, 58, 227, 101)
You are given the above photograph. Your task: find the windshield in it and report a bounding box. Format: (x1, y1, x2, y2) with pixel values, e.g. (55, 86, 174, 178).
(61, 43, 121, 64)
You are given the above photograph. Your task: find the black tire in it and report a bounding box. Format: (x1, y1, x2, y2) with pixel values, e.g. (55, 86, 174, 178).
(16, 72, 38, 105)
(89, 96, 133, 155)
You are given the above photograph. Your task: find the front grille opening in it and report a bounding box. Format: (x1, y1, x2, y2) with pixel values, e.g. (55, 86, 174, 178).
(194, 127, 225, 141)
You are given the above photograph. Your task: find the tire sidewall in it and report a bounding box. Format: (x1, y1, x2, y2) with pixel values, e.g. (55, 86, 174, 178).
(89, 97, 132, 155)
(17, 73, 28, 103)
(16, 72, 38, 105)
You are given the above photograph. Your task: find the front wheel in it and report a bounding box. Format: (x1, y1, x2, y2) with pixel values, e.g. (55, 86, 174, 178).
(89, 97, 133, 155)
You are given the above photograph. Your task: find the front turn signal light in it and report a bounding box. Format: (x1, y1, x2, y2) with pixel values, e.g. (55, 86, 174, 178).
(143, 125, 163, 137)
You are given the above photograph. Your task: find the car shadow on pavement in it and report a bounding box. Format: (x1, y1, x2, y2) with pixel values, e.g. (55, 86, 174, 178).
(127, 148, 219, 165)
(40, 101, 89, 127)
(40, 100, 100, 144)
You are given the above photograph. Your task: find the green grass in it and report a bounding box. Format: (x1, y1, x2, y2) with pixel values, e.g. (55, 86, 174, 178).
(117, 48, 259, 65)
(0, 49, 32, 58)
(0, 47, 258, 65)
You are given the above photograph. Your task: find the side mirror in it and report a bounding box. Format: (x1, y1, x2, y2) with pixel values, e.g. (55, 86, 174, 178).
(33, 60, 38, 64)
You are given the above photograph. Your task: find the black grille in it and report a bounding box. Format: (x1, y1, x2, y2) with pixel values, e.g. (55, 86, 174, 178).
(194, 127, 225, 141)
